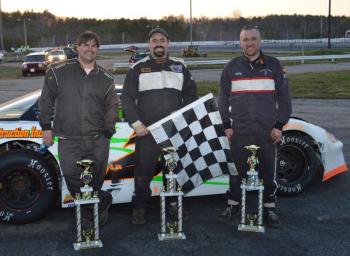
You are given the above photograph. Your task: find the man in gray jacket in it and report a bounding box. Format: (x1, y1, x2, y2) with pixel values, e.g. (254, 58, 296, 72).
(122, 27, 198, 224)
(39, 31, 119, 226)
(218, 25, 292, 227)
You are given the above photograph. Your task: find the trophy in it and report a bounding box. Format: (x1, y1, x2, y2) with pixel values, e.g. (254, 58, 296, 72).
(73, 159, 103, 250)
(158, 147, 186, 241)
(238, 145, 265, 233)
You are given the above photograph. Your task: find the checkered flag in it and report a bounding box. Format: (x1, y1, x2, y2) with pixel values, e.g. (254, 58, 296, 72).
(148, 93, 237, 192)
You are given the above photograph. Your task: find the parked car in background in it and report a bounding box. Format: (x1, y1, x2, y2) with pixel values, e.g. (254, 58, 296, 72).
(22, 52, 49, 77)
(123, 45, 149, 65)
(182, 45, 207, 57)
(123, 45, 139, 52)
(62, 46, 78, 59)
(47, 49, 67, 63)
(0, 51, 4, 62)
(129, 51, 149, 64)
(44, 47, 76, 60)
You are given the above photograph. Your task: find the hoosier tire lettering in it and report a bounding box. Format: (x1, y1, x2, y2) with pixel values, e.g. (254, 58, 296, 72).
(276, 133, 320, 196)
(0, 149, 58, 224)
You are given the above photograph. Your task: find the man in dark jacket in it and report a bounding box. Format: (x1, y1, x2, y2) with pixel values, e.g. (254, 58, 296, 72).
(218, 25, 292, 227)
(39, 31, 119, 226)
(122, 27, 198, 224)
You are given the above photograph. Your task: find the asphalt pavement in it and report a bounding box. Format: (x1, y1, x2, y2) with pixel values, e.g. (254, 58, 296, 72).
(0, 99, 349, 256)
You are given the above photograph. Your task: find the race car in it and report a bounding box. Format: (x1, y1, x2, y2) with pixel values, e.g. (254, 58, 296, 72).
(0, 87, 347, 224)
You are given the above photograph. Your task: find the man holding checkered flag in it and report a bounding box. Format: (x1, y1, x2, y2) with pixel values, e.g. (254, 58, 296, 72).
(122, 27, 198, 225)
(148, 94, 237, 192)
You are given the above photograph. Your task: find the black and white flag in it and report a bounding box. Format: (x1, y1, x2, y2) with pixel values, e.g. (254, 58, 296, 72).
(148, 93, 237, 192)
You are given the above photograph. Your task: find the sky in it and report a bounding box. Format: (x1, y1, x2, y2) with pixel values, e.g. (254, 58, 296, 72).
(2, 0, 350, 20)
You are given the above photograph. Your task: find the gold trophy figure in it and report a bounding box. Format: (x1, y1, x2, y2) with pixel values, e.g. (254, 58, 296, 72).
(82, 229, 93, 244)
(245, 145, 260, 188)
(158, 147, 186, 241)
(167, 222, 178, 235)
(238, 145, 265, 233)
(73, 159, 103, 250)
(79, 159, 94, 200)
(247, 214, 257, 227)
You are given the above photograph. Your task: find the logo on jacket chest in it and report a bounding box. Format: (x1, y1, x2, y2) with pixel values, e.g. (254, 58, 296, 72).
(170, 65, 183, 73)
(141, 67, 152, 73)
(259, 68, 272, 76)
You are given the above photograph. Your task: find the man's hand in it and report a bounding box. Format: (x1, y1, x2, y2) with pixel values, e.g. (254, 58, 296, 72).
(225, 128, 234, 141)
(134, 123, 149, 137)
(42, 130, 54, 146)
(271, 128, 282, 144)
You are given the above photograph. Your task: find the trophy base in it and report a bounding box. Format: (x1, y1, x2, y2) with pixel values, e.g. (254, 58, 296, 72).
(241, 184, 264, 191)
(238, 224, 265, 233)
(160, 191, 184, 197)
(158, 232, 186, 241)
(73, 240, 103, 250)
(74, 198, 100, 205)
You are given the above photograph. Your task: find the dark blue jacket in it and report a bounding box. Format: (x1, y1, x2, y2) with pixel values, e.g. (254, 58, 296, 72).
(218, 52, 292, 136)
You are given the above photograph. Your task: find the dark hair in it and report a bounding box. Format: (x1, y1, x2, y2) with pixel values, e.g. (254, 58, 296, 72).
(242, 25, 259, 31)
(76, 31, 101, 48)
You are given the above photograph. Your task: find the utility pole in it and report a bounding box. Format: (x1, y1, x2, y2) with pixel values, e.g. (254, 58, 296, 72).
(17, 18, 30, 47)
(328, 0, 331, 49)
(23, 18, 27, 47)
(0, 0, 4, 50)
(189, 0, 193, 46)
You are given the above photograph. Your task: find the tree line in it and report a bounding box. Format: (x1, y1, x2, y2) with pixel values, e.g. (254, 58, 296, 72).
(1, 10, 350, 50)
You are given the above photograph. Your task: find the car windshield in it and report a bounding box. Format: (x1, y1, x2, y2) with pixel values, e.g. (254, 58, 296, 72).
(64, 48, 75, 54)
(49, 51, 64, 55)
(25, 55, 45, 62)
(0, 92, 40, 119)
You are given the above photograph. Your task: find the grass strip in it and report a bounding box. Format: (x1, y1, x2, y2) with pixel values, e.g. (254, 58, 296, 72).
(197, 70, 350, 99)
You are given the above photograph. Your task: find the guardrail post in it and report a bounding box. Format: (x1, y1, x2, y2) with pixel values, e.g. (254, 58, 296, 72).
(301, 45, 304, 64)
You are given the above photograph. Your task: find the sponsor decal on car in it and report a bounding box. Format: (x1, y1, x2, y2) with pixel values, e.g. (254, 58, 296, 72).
(283, 123, 304, 131)
(0, 126, 42, 138)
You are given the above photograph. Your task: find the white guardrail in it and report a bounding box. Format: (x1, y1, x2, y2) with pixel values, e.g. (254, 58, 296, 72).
(112, 54, 350, 69)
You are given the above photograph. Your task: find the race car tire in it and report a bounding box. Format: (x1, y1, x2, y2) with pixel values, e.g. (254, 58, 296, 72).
(0, 149, 58, 224)
(276, 133, 319, 196)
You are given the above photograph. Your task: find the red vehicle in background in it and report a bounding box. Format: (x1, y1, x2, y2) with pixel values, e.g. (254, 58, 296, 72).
(124, 45, 149, 65)
(21, 52, 49, 77)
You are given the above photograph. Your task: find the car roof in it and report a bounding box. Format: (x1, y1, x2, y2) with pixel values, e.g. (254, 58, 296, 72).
(26, 52, 47, 56)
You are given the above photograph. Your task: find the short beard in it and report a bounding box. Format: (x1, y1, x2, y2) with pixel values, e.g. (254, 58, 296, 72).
(243, 48, 259, 60)
(153, 46, 166, 58)
(79, 55, 95, 65)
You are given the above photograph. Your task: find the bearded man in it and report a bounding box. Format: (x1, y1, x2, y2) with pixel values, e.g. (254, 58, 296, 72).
(122, 27, 198, 224)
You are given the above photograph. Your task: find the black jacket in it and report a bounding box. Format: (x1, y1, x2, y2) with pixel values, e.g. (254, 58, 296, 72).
(39, 59, 119, 139)
(218, 53, 292, 136)
(122, 55, 198, 127)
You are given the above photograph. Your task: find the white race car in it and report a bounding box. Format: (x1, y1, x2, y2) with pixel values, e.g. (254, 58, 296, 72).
(0, 87, 347, 224)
